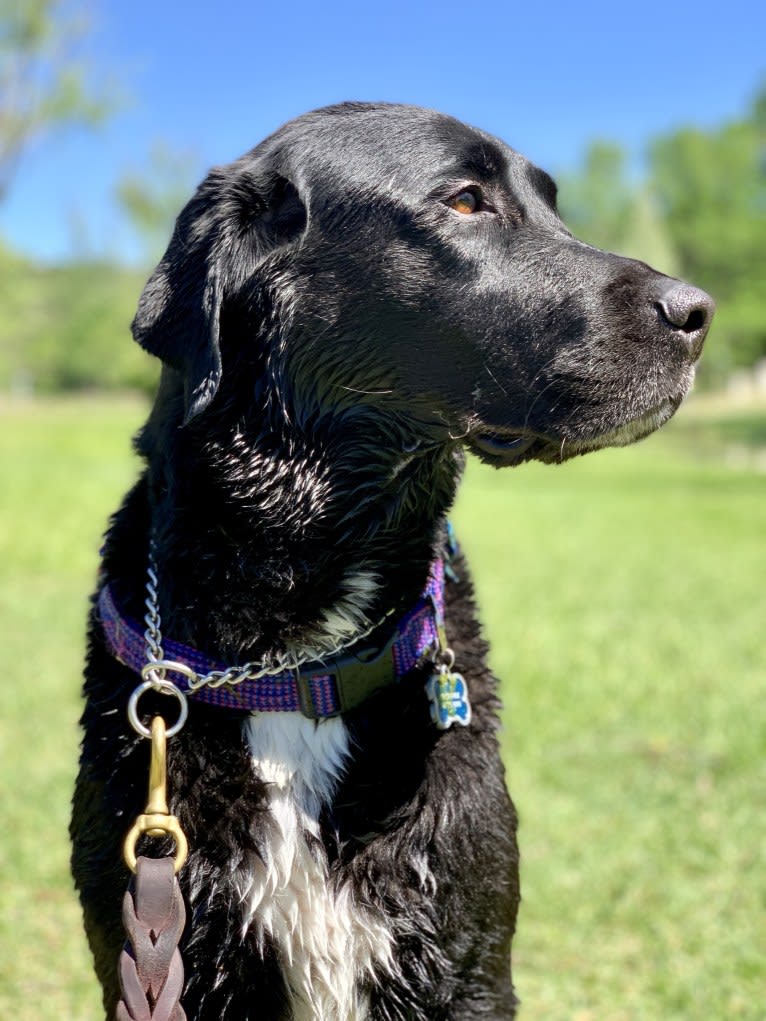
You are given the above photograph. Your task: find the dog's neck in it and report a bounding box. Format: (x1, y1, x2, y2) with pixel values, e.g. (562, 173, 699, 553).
(131, 392, 463, 663)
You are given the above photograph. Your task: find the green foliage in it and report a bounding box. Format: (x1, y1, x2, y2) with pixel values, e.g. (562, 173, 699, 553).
(558, 82, 766, 384)
(558, 143, 680, 276)
(0, 0, 115, 202)
(0, 396, 764, 1019)
(650, 95, 766, 375)
(0, 243, 157, 393)
(619, 186, 680, 278)
(557, 142, 634, 252)
(115, 142, 199, 263)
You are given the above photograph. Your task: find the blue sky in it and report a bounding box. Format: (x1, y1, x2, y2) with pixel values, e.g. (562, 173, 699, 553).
(2, 0, 764, 263)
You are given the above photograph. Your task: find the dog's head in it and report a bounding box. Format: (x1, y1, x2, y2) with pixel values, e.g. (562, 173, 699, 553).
(133, 102, 713, 466)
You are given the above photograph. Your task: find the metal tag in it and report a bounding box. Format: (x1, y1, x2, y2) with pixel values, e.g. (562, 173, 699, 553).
(425, 666, 472, 730)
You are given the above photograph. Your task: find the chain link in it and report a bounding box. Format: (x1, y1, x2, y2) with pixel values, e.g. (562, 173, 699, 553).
(142, 543, 396, 693)
(143, 555, 165, 664)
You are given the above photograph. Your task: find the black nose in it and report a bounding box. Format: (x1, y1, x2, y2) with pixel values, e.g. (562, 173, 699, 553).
(657, 282, 715, 359)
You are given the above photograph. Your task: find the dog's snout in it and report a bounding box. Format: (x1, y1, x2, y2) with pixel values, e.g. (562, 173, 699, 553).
(657, 283, 715, 358)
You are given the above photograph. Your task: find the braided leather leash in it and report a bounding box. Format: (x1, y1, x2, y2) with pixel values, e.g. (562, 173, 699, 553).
(117, 855, 187, 1021)
(119, 705, 189, 1020)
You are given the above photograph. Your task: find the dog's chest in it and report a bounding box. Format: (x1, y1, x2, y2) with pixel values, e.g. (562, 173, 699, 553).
(237, 715, 393, 1021)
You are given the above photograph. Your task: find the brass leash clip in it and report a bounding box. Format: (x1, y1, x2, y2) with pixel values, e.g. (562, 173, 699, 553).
(123, 716, 188, 874)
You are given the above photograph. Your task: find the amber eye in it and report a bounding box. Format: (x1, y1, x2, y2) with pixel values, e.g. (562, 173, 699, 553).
(449, 188, 481, 214)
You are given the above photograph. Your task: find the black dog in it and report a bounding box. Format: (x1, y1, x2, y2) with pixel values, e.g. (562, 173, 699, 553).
(71, 102, 713, 1021)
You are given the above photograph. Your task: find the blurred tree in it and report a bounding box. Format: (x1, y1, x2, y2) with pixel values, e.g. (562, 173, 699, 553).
(0, 0, 113, 202)
(116, 142, 200, 263)
(619, 187, 680, 278)
(559, 87, 766, 382)
(649, 84, 766, 374)
(0, 242, 155, 393)
(558, 141, 680, 275)
(558, 141, 634, 252)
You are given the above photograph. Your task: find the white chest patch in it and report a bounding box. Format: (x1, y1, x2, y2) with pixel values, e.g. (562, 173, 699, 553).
(237, 714, 394, 1021)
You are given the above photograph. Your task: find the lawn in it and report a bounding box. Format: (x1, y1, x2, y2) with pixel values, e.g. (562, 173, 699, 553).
(0, 395, 764, 1020)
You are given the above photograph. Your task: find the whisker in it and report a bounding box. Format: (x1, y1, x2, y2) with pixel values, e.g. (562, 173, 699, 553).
(482, 360, 509, 397)
(337, 385, 395, 395)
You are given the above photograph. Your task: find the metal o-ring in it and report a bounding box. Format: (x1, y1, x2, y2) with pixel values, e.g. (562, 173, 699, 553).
(140, 658, 198, 688)
(439, 647, 456, 671)
(128, 678, 189, 738)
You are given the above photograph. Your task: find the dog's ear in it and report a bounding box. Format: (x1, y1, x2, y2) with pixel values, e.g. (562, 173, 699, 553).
(132, 167, 306, 423)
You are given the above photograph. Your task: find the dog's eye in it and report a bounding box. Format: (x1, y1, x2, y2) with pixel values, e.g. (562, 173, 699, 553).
(448, 188, 482, 215)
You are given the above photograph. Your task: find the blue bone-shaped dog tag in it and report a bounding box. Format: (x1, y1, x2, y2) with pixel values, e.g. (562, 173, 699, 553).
(425, 667, 472, 730)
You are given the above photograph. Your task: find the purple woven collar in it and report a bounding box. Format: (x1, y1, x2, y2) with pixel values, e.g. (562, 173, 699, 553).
(98, 560, 446, 719)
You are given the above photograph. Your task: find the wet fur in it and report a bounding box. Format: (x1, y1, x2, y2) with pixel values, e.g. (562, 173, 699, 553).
(71, 102, 711, 1020)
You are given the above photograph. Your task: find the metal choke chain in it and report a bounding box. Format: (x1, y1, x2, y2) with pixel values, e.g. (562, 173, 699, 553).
(142, 543, 395, 693)
(143, 558, 165, 663)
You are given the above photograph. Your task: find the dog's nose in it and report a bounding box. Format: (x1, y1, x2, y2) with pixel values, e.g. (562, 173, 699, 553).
(657, 282, 715, 360)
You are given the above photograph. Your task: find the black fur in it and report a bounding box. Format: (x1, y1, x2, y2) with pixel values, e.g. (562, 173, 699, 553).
(71, 102, 713, 1020)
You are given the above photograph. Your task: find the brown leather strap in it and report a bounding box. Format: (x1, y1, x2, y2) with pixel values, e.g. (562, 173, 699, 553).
(117, 856, 187, 1021)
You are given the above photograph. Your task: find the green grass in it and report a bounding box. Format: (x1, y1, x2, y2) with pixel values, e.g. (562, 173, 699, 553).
(1, 395, 764, 1020)
(663, 397, 766, 465)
